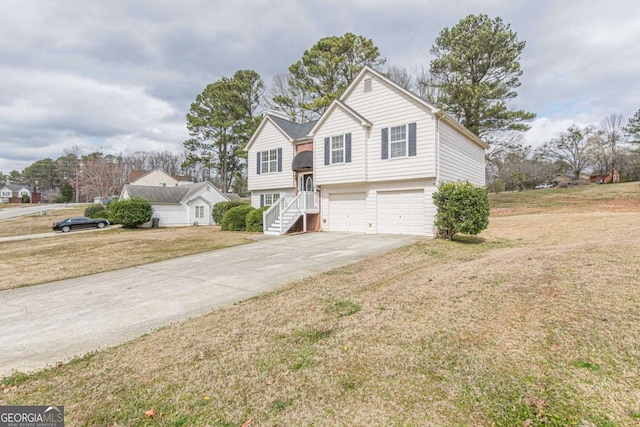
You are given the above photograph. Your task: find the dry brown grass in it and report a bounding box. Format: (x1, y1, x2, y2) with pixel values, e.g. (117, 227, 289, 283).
(0, 206, 85, 237)
(2, 183, 640, 426)
(0, 226, 252, 290)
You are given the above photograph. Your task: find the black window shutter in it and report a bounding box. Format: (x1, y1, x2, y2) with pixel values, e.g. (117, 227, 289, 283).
(345, 133, 352, 163)
(381, 128, 388, 159)
(256, 152, 261, 175)
(260, 194, 264, 207)
(324, 137, 330, 165)
(408, 123, 417, 156)
(277, 148, 283, 172)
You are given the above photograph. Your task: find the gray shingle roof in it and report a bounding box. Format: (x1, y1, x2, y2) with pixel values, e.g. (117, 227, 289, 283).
(268, 115, 318, 140)
(123, 182, 219, 204)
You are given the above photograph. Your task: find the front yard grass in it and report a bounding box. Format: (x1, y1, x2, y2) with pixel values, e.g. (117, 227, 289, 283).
(0, 206, 85, 237)
(0, 226, 252, 290)
(1, 183, 639, 425)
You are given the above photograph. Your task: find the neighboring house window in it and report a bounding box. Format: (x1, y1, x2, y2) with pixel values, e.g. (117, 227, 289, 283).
(257, 148, 282, 174)
(331, 135, 344, 164)
(195, 206, 204, 219)
(261, 193, 280, 207)
(390, 125, 407, 158)
(323, 133, 352, 165)
(159, 183, 166, 187)
(381, 123, 417, 159)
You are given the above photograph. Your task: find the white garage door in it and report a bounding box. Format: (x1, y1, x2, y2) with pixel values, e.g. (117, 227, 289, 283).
(329, 193, 367, 233)
(377, 190, 425, 235)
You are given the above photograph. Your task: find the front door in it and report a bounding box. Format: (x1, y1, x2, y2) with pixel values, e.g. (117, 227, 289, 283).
(298, 173, 313, 192)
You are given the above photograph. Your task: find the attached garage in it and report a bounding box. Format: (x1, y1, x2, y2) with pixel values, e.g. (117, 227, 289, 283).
(328, 192, 366, 232)
(377, 190, 425, 235)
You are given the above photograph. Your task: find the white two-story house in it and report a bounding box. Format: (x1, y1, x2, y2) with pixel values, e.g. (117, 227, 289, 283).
(247, 66, 487, 237)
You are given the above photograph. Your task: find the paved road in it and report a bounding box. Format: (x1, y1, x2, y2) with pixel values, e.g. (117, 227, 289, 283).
(0, 204, 79, 221)
(0, 232, 419, 377)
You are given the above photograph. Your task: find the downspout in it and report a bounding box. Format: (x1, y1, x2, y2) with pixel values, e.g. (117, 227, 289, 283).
(435, 111, 443, 186)
(364, 124, 369, 183)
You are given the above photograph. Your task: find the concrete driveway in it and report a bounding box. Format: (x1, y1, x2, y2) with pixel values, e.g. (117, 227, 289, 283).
(0, 232, 419, 377)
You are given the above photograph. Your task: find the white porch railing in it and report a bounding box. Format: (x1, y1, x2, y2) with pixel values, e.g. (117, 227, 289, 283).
(262, 191, 318, 235)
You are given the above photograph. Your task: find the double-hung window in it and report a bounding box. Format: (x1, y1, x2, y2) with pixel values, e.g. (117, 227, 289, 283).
(331, 135, 345, 164)
(260, 149, 278, 174)
(389, 125, 407, 158)
(195, 206, 204, 219)
(263, 193, 280, 206)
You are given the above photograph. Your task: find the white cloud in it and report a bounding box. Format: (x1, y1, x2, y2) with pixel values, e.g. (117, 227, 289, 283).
(1, 0, 639, 173)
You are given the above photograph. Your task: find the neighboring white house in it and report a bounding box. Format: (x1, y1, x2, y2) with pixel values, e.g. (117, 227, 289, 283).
(247, 66, 487, 237)
(129, 169, 194, 187)
(0, 184, 31, 203)
(120, 181, 228, 226)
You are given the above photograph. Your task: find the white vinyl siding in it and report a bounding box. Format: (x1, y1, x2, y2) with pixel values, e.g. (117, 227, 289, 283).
(340, 73, 436, 182)
(248, 121, 295, 191)
(132, 170, 179, 187)
(314, 107, 364, 185)
(153, 205, 189, 226)
(438, 121, 486, 186)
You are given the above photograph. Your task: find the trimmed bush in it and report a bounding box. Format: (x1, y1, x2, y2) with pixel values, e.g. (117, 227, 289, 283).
(246, 206, 269, 232)
(433, 181, 489, 240)
(84, 204, 107, 219)
(212, 200, 248, 224)
(107, 197, 153, 228)
(221, 205, 254, 231)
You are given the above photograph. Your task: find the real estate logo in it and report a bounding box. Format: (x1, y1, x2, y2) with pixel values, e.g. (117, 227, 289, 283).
(0, 406, 64, 427)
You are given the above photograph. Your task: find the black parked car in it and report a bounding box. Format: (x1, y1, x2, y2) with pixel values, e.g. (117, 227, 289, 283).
(52, 217, 110, 233)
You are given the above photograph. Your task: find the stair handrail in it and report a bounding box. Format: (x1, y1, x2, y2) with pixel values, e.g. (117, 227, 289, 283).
(263, 193, 286, 234)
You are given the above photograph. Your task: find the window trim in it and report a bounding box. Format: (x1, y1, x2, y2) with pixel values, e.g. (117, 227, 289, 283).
(194, 205, 205, 219)
(389, 124, 408, 159)
(263, 193, 280, 206)
(259, 149, 279, 174)
(330, 135, 345, 165)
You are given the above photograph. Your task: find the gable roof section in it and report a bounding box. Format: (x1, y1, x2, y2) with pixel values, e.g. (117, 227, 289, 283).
(340, 66, 488, 149)
(6, 184, 29, 191)
(308, 99, 372, 136)
(247, 114, 319, 151)
(269, 115, 319, 140)
(122, 182, 227, 205)
(129, 169, 192, 184)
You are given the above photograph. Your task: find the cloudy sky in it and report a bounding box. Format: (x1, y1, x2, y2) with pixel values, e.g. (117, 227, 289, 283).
(1, 0, 639, 172)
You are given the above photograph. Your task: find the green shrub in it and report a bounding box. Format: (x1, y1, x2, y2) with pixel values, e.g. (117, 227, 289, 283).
(21, 194, 30, 203)
(433, 181, 489, 240)
(212, 200, 247, 224)
(221, 205, 254, 231)
(84, 204, 107, 219)
(106, 197, 153, 228)
(246, 206, 269, 232)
